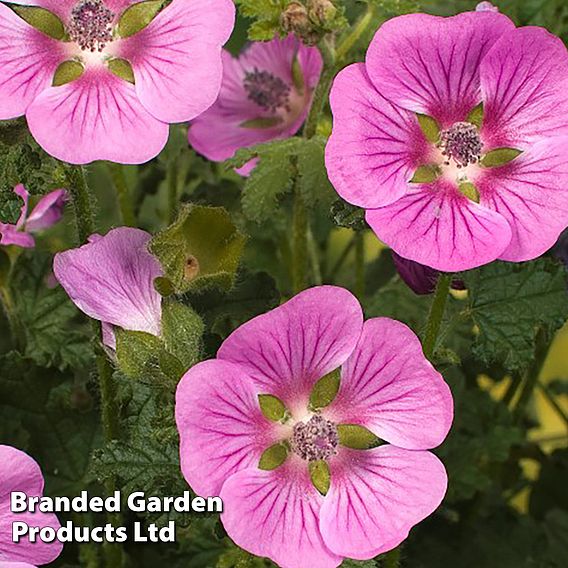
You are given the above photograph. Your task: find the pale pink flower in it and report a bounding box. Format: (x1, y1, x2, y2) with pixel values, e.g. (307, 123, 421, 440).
(0, 0, 235, 164)
(0, 184, 67, 248)
(176, 286, 453, 568)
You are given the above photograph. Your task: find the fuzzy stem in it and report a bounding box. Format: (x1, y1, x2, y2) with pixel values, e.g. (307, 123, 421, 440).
(292, 188, 308, 294)
(168, 158, 178, 225)
(336, 4, 376, 61)
(355, 232, 365, 297)
(307, 226, 323, 285)
(107, 163, 136, 227)
(422, 273, 453, 360)
(0, 285, 25, 351)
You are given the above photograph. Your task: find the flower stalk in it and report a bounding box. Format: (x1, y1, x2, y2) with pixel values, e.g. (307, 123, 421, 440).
(422, 273, 453, 360)
(336, 4, 376, 61)
(107, 163, 136, 227)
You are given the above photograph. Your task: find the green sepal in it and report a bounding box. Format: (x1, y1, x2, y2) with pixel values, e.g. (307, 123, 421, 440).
(467, 103, 484, 129)
(459, 182, 480, 203)
(292, 55, 305, 94)
(108, 58, 135, 84)
(481, 148, 523, 168)
(150, 205, 247, 294)
(154, 276, 175, 297)
(337, 424, 382, 450)
(12, 6, 65, 39)
(416, 113, 440, 143)
(309, 460, 331, 496)
(258, 394, 288, 422)
(52, 61, 84, 87)
(240, 117, 283, 129)
(117, 0, 164, 38)
(309, 368, 341, 410)
(160, 301, 204, 370)
(410, 165, 440, 184)
(258, 442, 289, 471)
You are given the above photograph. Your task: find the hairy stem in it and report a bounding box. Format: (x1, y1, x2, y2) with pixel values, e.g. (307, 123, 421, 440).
(1, 285, 25, 351)
(336, 4, 376, 61)
(292, 188, 308, 294)
(422, 273, 453, 360)
(168, 158, 178, 225)
(107, 163, 136, 227)
(355, 232, 365, 298)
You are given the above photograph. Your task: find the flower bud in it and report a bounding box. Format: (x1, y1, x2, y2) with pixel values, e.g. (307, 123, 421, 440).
(281, 2, 310, 35)
(307, 0, 337, 26)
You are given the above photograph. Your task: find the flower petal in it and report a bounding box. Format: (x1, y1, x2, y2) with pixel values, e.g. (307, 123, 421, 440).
(220, 463, 342, 568)
(13, 184, 29, 229)
(365, 11, 514, 125)
(0, 446, 62, 565)
(26, 189, 67, 232)
(26, 69, 169, 165)
(0, 3, 66, 120)
(218, 286, 363, 416)
(0, 225, 35, 248)
(327, 318, 453, 450)
(481, 26, 568, 148)
(365, 180, 513, 271)
(53, 227, 163, 337)
(326, 63, 428, 208)
(473, 138, 568, 261)
(176, 359, 280, 497)
(320, 446, 447, 559)
(116, 0, 235, 123)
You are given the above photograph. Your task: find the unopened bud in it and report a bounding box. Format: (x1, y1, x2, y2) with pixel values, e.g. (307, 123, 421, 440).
(281, 2, 310, 36)
(307, 0, 337, 26)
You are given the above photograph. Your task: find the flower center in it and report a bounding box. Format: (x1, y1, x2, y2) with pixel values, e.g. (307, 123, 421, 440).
(437, 122, 482, 169)
(68, 0, 114, 52)
(243, 69, 291, 114)
(290, 414, 338, 461)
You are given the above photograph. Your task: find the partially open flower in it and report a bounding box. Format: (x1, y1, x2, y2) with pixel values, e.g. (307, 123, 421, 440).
(0, 184, 67, 248)
(0, 0, 235, 164)
(176, 286, 453, 568)
(326, 11, 568, 271)
(0, 445, 63, 567)
(54, 227, 163, 349)
(188, 35, 322, 176)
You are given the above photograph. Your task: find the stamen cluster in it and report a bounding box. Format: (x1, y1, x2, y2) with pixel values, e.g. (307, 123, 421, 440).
(290, 414, 339, 461)
(243, 69, 291, 113)
(437, 122, 483, 168)
(68, 0, 114, 52)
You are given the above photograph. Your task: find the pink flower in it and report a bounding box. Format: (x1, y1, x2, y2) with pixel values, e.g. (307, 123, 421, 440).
(0, 445, 63, 567)
(0, 184, 67, 248)
(176, 286, 453, 568)
(188, 35, 322, 176)
(326, 11, 568, 271)
(0, 0, 235, 164)
(54, 227, 163, 349)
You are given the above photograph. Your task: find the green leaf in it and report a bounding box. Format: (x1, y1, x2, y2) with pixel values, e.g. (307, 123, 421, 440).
(115, 329, 167, 378)
(235, 0, 289, 40)
(239, 117, 283, 129)
(107, 58, 135, 83)
(464, 259, 568, 372)
(481, 148, 523, 168)
(467, 103, 484, 128)
(337, 424, 382, 449)
(52, 60, 84, 87)
(330, 199, 367, 231)
(161, 301, 204, 370)
(309, 460, 330, 495)
(12, 6, 65, 39)
(296, 136, 335, 209)
(117, 0, 164, 37)
(258, 442, 289, 470)
(150, 205, 247, 294)
(258, 394, 288, 422)
(459, 182, 480, 203)
(310, 369, 341, 409)
(416, 113, 440, 143)
(410, 164, 440, 184)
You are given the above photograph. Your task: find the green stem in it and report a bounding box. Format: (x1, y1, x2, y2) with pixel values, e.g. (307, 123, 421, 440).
(502, 372, 523, 407)
(107, 163, 136, 227)
(292, 189, 308, 294)
(303, 37, 336, 139)
(307, 226, 323, 285)
(422, 273, 453, 360)
(513, 328, 553, 423)
(168, 158, 178, 224)
(1, 285, 25, 351)
(383, 546, 401, 568)
(329, 237, 355, 279)
(355, 232, 365, 298)
(537, 380, 568, 431)
(336, 4, 376, 61)
(64, 165, 95, 240)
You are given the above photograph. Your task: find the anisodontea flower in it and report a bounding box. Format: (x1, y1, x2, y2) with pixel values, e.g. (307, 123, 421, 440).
(176, 286, 453, 568)
(0, 445, 63, 567)
(0, 184, 67, 248)
(188, 35, 322, 176)
(0, 0, 235, 164)
(54, 227, 162, 349)
(326, 11, 568, 271)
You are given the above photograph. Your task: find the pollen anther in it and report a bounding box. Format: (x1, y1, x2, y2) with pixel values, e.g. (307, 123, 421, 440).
(437, 122, 483, 169)
(243, 69, 291, 114)
(290, 414, 339, 462)
(68, 0, 114, 52)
